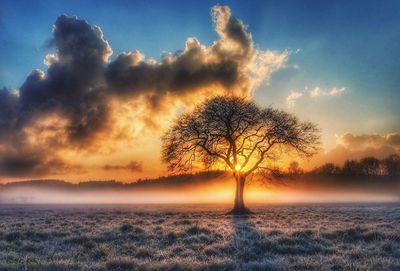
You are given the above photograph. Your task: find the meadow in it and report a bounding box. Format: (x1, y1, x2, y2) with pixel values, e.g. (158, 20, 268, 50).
(0, 204, 399, 271)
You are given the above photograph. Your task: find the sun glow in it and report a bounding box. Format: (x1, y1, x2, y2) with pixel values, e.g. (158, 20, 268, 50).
(235, 164, 241, 171)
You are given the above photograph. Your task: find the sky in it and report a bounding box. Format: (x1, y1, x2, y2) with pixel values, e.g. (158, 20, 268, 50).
(0, 0, 399, 182)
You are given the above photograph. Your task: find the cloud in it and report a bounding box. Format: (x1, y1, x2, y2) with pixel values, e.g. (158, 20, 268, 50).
(309, 86, 347, 97)
(0, 147, 84, 177)
(102, 161, 143, 172)
(286, 91, 303, 108)
(18, 15, 112, 144)
(0, 88, 18, 138)
(0, 6, 288, 178)
(286, 86, 347, 108)
(338, 132, 400, 152)
(106, 5, 288, 100)
(319, 132, 400, 165)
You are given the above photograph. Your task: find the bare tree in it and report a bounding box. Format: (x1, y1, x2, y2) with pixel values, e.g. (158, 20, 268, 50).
(288, 161, 304, 176)
(382, 154, 400, 177)
(162, 96, 320, 214)
(360, 157, 381, 176)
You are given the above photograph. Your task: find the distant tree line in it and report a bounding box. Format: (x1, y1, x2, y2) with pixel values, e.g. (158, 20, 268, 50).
(283, 154, 400, 178)
(0, 171, 226, 191)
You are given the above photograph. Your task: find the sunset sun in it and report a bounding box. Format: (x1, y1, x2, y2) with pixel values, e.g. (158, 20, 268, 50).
(235, 164, 242, 171)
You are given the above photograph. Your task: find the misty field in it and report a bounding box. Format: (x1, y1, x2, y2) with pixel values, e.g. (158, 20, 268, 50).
(0, 204, 399, 271)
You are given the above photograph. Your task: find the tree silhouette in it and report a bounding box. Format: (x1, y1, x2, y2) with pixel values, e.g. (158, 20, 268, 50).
(288, 161, 304, 176)
(342, 160, 361, 177)
(315, 163, 341, 176)
(162, 96, 320, 214)
(360, 157, 381, 176)
(382, 154, 400, 177)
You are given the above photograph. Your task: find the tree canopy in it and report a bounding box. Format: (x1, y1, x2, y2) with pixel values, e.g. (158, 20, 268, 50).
(162, 95, 320, 176)
(162, 95, 320, 214)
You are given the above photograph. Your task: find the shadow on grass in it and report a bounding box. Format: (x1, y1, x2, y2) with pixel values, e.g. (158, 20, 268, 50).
(229, 214, 286, 271)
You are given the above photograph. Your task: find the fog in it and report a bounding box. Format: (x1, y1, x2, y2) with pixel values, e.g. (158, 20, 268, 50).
(1, 179, 398, 204)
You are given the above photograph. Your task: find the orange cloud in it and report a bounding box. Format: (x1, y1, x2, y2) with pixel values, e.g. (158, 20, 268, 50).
(0, 6, 289, 180)
(312, 132, 400, 166)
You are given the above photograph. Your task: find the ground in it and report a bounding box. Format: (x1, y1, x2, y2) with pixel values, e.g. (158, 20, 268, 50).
(0, 204, 399, 271)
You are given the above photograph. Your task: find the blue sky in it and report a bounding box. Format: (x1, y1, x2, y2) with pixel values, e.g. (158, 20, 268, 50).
(1, 0, 399, 149)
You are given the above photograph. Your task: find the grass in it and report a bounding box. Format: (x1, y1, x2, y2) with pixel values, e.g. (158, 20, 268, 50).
(0, 204, 399, 270)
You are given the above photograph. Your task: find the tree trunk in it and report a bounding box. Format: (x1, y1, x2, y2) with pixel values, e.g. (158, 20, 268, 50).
(228, 174, 252, 215)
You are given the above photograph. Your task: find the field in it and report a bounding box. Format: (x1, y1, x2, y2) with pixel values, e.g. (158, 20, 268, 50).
(0, 204, 399, 271)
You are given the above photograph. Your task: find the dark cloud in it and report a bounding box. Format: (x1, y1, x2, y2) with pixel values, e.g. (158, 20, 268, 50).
(102, 161, 142, 172)
(106, 49, 239, 97)
(105, 6, 285, 101)
(18, 15, 112, 143)
(0, 88, 18, 138)
(0, 6, 287, 177)
(0, 149, 82, 177)
(212, 5, 252, 52)
(0, 15, 113, 177)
